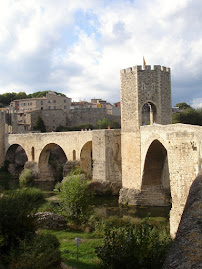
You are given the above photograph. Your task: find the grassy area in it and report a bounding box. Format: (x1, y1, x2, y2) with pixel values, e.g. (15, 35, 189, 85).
(40, 229, 102, 269)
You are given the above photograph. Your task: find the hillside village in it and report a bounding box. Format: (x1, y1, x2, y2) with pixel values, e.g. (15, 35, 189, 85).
(1, 91, 121, 133)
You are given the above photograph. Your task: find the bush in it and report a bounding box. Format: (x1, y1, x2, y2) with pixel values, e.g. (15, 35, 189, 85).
(19, 169, 35, 187)
(33, 115, 46, 132)
(8, 234, 61, 269)
(96, 218, 172, 269)
(59, 172, 93, 224)
(0, 188, 45, 251)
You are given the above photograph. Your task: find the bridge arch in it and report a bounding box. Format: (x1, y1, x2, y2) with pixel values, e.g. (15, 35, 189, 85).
(141, 139, 171, 206)
(38, 143, 67, 182)
(80, 141, 92, 178)
(6, 144, 28, 177)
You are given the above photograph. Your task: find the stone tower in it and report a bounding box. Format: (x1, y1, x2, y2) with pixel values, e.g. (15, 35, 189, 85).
(120, 65, 172, 194)
(0, 112, 5, 168)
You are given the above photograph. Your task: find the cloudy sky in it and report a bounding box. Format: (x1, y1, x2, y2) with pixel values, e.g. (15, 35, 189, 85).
(0, 0, 201, 107)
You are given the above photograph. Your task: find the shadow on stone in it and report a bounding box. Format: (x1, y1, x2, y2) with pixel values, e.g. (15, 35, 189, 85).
(163, 174, 202, 269)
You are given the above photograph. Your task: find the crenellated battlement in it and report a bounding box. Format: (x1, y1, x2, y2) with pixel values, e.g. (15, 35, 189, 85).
(120, 65, 170, 74)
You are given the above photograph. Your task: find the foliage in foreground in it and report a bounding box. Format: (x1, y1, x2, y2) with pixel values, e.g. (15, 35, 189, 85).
(96, 218, 172, 269)
(8, 234, 61, 269)
(59, 172, 93, 224)
(0, 188, 59, 268)
(19, 168, 35, 188)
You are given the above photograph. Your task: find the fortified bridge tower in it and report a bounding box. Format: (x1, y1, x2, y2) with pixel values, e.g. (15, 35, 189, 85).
(120, 65, 172, 195)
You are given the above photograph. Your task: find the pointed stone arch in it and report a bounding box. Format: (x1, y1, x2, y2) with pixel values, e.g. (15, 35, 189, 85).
(141, 139, 171, 206)
(141, 102, 157, 125)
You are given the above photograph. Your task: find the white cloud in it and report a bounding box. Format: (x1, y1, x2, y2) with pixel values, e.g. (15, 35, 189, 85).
(0, 0, 202, 105)
(191, 98, 202, 109)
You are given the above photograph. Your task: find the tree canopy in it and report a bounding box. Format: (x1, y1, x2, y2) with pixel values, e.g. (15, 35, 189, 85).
(0, 91, 65, 107)
(33, 115, 46, 133)
(172, 104, 202, 126)
(175, 102, 191, 110)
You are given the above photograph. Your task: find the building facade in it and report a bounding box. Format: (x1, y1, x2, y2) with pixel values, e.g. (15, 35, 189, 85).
(10, 91, 71, 113)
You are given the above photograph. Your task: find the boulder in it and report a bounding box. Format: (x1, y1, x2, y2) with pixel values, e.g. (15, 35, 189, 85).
(35, 212, 67, 230)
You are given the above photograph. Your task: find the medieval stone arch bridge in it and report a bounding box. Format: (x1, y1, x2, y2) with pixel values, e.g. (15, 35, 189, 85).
(1, 64, 202, 237)
(2, 123, 202, 236)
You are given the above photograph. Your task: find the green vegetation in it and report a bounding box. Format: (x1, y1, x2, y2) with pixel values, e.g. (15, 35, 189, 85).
(0, 166, 172, 269)
(56, 123, 95, 132)
(59, 171, 93, 224)
(173, 102, 202, 125)
(0, 188, 61, 268)
(56, 118, 121, 132)
(19, 168, 35, 187)
(33, 115, 46, 132)
(0, 91, 65, 107)
(41, 229, 102, 269)
(175, 102, 191, 110)
(96, 218, 171, 269)
(8, 234, 61, 269)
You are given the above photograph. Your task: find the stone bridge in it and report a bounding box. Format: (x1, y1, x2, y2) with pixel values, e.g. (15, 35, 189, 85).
(2, 121, 202, 236)
(120, 123, 202, 236)
(1, 63, 202, 237)
(1, 127, 121, 183)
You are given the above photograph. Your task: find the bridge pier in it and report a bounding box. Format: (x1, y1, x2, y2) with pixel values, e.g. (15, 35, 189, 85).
(92, 129, 122, 183)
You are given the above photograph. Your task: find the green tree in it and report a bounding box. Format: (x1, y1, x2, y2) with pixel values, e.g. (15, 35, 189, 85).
(33, 115, 46, 132)
(175, 102, 191, 110)
(172, 107, 202, 125)
(96, 219, 172, 269)
(19, 169, 35, 188)
(59, 172, 93, 224)
(97, 117, 110, 129)
(0, 188, 45, 250)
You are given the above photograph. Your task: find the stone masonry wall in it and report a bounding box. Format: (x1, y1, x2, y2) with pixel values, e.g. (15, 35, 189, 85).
(92, 129, 121, 182)
(120, 66, 141, 190)
(68, 108, 120, 127)
(140, 124, 202, 237)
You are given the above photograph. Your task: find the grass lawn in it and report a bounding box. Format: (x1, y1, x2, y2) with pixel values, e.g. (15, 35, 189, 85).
(40, 229, 103, 269)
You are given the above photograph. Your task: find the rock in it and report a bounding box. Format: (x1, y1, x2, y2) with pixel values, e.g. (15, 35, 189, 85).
(163, 174, 202, 269)
(35, 212, 67, 230)
(89, 180, 122, 196)
(63, 161, 80, 177)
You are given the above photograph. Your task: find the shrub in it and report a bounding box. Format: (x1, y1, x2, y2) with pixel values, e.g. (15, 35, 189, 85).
(59, 173, 93, 224)
(9, 234, 61, 269)
(0, 188, 45, 251)
(19, 169, 35, 187)
(33, 115, 46, 133)
(96, 218, 172, 269)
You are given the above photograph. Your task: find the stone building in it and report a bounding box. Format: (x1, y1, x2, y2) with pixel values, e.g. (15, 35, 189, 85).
(18, 109, 67, 132)
(10, 91, 71, 113)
